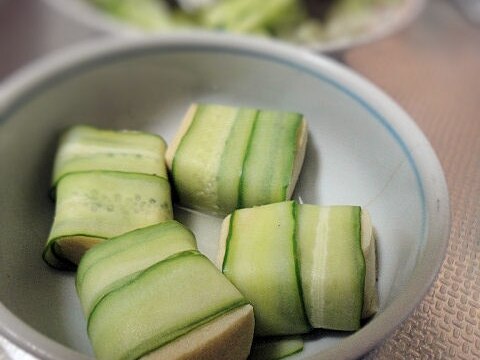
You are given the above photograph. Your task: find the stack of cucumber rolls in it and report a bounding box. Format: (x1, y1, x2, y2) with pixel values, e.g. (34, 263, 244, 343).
(44, 125, 173, 269)
(43, 103, 378, 360)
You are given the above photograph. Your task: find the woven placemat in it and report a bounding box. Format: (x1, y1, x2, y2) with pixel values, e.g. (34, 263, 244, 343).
(345, 0, 480, 358)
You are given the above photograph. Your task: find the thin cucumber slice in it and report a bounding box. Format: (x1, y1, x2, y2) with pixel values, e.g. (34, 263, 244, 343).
(221, 201, 310, 336)
(88, 250, 251, 360)
(238, 111, 304, 208)
(168, 104, 307, 215)
(296, 205, 365, 331)
(249, 336, 304, 360)
(44, 170, 173, 268)
(52, 125, 168, 186)
(170, 104, 239, 213)
(76, 220, 197, 316)
(217, 108, 258, 214)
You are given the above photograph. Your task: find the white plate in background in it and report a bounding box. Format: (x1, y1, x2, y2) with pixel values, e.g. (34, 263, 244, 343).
(41, 0, 427, 53)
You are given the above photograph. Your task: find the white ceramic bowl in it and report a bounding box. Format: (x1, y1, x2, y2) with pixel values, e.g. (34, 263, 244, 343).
(0, 34, 449, 360)
(42, 0, 427, 53)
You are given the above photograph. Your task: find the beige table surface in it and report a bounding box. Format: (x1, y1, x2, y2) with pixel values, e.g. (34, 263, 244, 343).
(0, 0, 479, 359)
(346, 1, 480, 358)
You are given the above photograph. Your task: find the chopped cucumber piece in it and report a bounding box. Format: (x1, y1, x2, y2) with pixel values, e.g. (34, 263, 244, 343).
(88, 250, 252, 360)
(221, 201, 310, 336)
(76, 220, 197, 316)
(52, 125, 168, 186)
(249, 335, 304, 360)
(296, 205, 365, 331)
(44, 171, 173, 269)
(167, 103, 307, 215)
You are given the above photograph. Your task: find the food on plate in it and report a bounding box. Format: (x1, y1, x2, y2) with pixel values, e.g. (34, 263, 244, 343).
(76, 220, 197, 316)
(166, 103, 307, 215)
(87, 0, 404, 46)
(218, 201, 378, 335)
(43, 125, 173, 269)
(76, 226, 254, 360)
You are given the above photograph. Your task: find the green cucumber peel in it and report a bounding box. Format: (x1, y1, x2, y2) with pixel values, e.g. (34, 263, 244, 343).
(45, 170, 173, 268)
(171, 104, 238, 213)
(238, 111, 303, 208)
(291, 202, 310, 329)
(296, 205, 365, 331)
(217, 108, 258, 213)
(170, 104, 306, 215)
(76, 220, 197, 316)
(52, 125, 168, 187)
(48, 170, 173, 241)
(222, 201, 310, 336)
(76, 220, 195, 286)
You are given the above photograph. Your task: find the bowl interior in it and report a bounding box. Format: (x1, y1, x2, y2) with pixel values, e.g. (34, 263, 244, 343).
(0, 36, 446, 359)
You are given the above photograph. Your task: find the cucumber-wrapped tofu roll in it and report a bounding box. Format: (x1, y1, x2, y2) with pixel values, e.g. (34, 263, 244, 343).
(52, 125, 168, 187)
(44, 125, 173, 269)
(82, 250, 254, 360)
(44, 171, 173, 269)
(166, 104, 307, 215)
(218, 202, 378, 334)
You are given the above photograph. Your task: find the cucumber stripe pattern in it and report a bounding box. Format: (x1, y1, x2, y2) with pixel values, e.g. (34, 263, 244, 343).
(222, 201, 311, 336)
(52, 125, 168, 187)
(170, 104, 306, 215)
(76, 220, 197, 316)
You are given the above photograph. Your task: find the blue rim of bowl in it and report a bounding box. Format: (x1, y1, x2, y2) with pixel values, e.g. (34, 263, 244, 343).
(0, 33, 450, 360)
